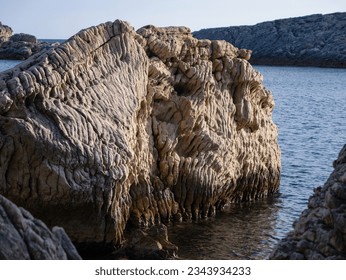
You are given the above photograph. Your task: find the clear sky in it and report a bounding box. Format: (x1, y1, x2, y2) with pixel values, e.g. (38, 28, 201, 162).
(1, 0, 345, 39)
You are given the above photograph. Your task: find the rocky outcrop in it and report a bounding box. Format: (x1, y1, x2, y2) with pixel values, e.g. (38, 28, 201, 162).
(0, 195, 81, 259)
(0, 20, 280, 252)
(0, 22, 54, 60)
(270, 144, 346, 259)
(193, 12, 346, 68)
(0, 22, 12, 43)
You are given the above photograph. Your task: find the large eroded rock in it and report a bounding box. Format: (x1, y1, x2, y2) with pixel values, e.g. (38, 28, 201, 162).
(270, 144, 346, 259)
(0, 195, 81, 259)
(0, 20, 280, 248)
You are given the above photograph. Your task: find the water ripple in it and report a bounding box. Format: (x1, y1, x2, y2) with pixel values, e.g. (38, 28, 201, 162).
(169, 66, 346, 259)
(0, 61, 345, 259)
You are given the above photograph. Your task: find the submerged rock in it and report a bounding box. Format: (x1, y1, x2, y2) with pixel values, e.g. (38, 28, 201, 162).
(0, 20, 280, 252)
(0, 195, 81, 259)
(194, 12, 346, 68)
(270, 144, 346, 259)
(121, 224, 178, 259)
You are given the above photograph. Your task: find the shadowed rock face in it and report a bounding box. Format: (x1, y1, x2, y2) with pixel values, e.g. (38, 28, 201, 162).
(194, 12, 346, 68)
(0, 20, 280, 248)
(270, 145, 346, 260)
(0, 195, 81, 259)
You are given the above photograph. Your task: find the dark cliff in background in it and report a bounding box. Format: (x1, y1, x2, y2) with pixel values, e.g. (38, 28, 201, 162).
(193, 12, 346, 68)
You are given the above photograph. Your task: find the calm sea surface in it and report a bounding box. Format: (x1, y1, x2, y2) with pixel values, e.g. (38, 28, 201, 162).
(169, 65, 346, 259)
(1, 61, 346, 259)
(0, 60, 22, 72)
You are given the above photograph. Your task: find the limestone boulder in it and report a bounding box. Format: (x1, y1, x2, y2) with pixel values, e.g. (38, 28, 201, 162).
(0, 39, 52, 60)
(0, 20, 280, 250)
(10, 33, 38, 44)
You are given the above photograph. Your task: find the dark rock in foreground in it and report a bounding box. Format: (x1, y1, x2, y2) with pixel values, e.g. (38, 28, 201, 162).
(270, 144, 346, 259)
(0, 22, 55, 60)
(194, 12, 346, 68)
(0, 195, 81, 259)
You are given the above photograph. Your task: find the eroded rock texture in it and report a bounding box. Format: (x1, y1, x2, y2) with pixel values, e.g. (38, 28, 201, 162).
(270, 145, 346, 259)
(0, 195, 81, 259)
(0, 20, 280, 248)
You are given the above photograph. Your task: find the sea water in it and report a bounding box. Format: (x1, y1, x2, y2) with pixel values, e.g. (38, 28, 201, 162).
(0, 59, 21, 72)
(169, 66, 346, 259)
(1, 60, 346, 259)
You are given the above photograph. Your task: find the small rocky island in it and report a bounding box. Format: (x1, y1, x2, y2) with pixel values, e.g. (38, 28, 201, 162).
(0, 21, 54, 60)
(0, 20, 281, 258)
(193, 12, 346, 68)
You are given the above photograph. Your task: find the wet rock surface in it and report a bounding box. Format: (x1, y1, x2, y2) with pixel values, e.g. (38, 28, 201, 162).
(270, 144, 346, 259)
(0, 20, 280, 254)
(194, 12, 346, 68)
(121, 224, 178, 259)
(0, 195, 81, 259)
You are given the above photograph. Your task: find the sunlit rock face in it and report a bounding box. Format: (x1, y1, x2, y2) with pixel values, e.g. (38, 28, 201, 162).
(0, 20, 280, 247)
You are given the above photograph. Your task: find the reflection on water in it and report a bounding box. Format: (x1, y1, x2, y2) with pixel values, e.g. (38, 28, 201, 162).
(1, 61, 345, 260)
(168, 197, 281, 260)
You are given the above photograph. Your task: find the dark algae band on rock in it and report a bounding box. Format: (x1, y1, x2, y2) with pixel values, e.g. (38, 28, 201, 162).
(270, 144, 346, 260)
(0, 20, 280, 258)
(193, 12, 346, 68)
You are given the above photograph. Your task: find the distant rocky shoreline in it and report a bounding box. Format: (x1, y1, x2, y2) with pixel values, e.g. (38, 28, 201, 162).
(194, 12, 346, 68)
(0, 21, 56, 60)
